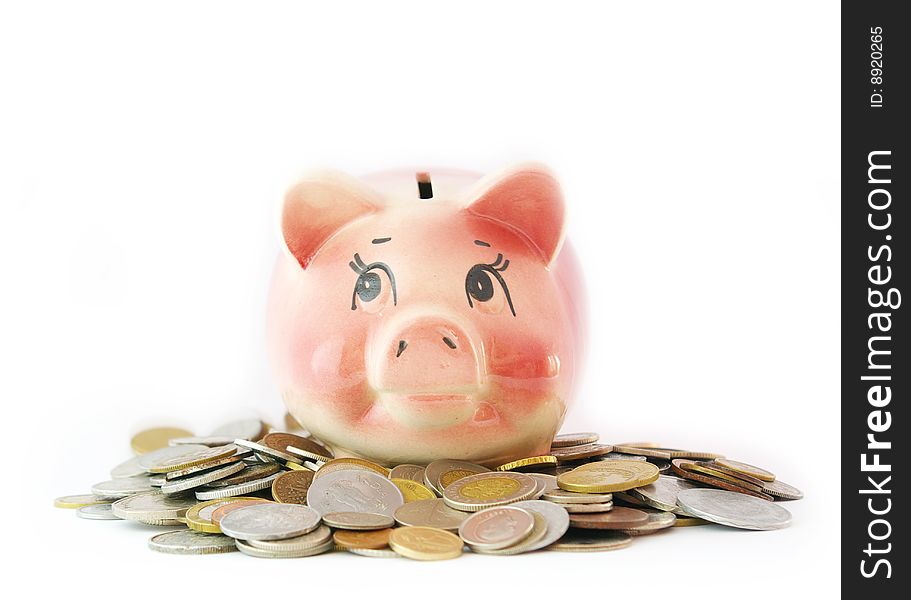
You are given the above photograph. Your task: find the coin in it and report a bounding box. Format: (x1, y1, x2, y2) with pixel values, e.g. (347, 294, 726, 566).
(136, 444, 209, 472)
(111, 490, 199, 522)
(219, 503, 322, 541)
(713, 458, 776, 482)
(393, 498, 468, 531)
(234, 438, 298, 463)
(160, 461, 246, 495)
(131, 427, 194, 454)
(210, 498, 273, 526)
(211, 419, 265, 441)
(146, 444, 237, 474)
(389, 464, 425, 483)
(675, 488, 791, 530)
(670, 459, 773, 500)
(762, 479, 804, 500)
(616, 441, 662, 448)
(563, 501, 614, 513)
(568, 506, 649, 529)
(195, 472, 280, 500)
(558, 460, 659, 493)
(610, 445, 672, 460)
(54, 494, 107, 509)
(349, 547, 399, 558)
(495, 456, 557, 471)
(163, 449, 250, 479)
(630, 474, 704, 512)
(110, 455, 147, 479)
(322, 512, 395, 530)
(264, 432, 333, 463)
(550, 443, 614, 462)
(149, 474, 166, 487)
(306, 469, 404, 517)
(247, 524, 333, 552)
(442, 472, 538, 511)
(506, 500, 571, 551)
(389, 526, 463, 561)
(168, 436, 236, 447)
(613, 491, 649, 507)
(549, 530, 632, 552)
(678, 461, 765, 492)
(472, 511, 548, 555)
(148, 529, 238, 554)
(551, 432, 599, 447)
(390, 478, 436, 503)
(424, 459, 490, 494)
(620, 508, 676, 535)
(459, 506, 535, 550)
(186, 498, 256, 533)
(542, 488, 613, 504)
(235, 537, 334, 558)
(649, 448, 725, 460)
(271, 470, 314, 504)
(527, 473, 559, 495)
(700, 461, 766, 487)
(673, 515, 711, 526)
(313, 457, 390, 479)
(334, 528, 393, 550)
(77, 504, 120, 520)
(598, 453, 647, 461)
(203, 462, 280, 488)
(91, 476, 154, 499)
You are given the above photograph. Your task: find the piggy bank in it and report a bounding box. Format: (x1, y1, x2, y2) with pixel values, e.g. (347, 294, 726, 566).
(266, 164, 586, 467)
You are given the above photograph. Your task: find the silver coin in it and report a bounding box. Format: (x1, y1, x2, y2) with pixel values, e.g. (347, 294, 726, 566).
(348, 547, 399, 558)
(163, 448, 251, 480)
(149, 473, 166, 487)
(137, 444, 210, 472)
(393, 498, 468, 531)
(110, 455, 146, 479)
(505, 500, 570, 551)
(562, 501, 614, 513)
(111, 490, 199, 521)
(762, 479, 804, 500)
(234, 438, 298, 463)
(389, 464, 426, 483)
(322, 512, 395, 530)
(148, 529, 238, 554)
(306, 469, 404, 517)
(598, 453, 647, 461)
(210, 418, 264, 441)
(424, 459, 490, 495)
(458, 506, 535, 550)
(76, 504, 121, 520)
(246, 525, 333, 552)
(194, 473, 280, 500)
(471, 511, 548, 555)
(621, 508, 676, 535)
(91, 476, 154, 499)
(219, 503, 322, 541)
(527, 473, 559, 496)
(542, 488, 613, 504)
(169, 436, 235, 447)
(146, 444, 239, 473)
(235, 537, 334, 558)
(631, 475, 703, 512)
(675, 488, 792, 530)
(160, 461, 246, 495)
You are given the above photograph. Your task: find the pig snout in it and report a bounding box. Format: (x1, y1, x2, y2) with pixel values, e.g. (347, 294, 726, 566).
(368, 311, 484, 395)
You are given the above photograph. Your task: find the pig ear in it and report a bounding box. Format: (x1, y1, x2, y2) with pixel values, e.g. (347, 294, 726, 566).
(281, 171, 381, 269)
(464, 163, 565, 265)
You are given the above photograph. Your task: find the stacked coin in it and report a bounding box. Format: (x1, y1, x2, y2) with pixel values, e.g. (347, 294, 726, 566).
(56, 425, 804, 559)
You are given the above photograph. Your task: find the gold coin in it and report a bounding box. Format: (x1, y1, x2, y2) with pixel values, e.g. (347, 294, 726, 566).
(494, 455, 558, 471)
(147, 445, 238, 474)
(54, 494, 106, 509)
(557, 460, 659, 493)
(334, 528, 393, 550)
(610, 445, 672, 460)
(390, 478, 436, 503)
(184, 497, 266, 533)
(714, 458, 776, 482)
(313, 457, 390, 479)
(551, 432, 600, 448)
(442, 472, 538, 511)
(284, 461, 311, 471)
(438, 469, 478, 489)
(130, 427, 193, 455)
(680, 462, 765, 492)
(388, 526, 463, 561)
(672, 515, 711, 527)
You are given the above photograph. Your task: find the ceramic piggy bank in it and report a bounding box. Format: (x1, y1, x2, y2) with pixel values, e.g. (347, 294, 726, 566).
(266, 164, 586, 467)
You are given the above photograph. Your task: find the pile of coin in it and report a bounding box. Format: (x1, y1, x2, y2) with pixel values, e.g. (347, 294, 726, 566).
(55, 422, 803, 559)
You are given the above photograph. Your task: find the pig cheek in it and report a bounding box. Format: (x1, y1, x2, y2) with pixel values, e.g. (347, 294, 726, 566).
(486, 332, 562, 412)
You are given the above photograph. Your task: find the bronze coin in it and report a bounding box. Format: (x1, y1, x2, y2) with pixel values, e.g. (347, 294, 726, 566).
(262, 432, 332, 462)
(674, 460, 764, 493)
(333, 528, 393, 550)
(271, 470, 315, 504)
(210, 498, 272, 526)
(714, 458, 776, 482)
(204, 463, 281, 488)
(703, 461, 766, 487)
(649, 448, 725, 460)
(670, 459, 773, 501)
(610, 445, 672, 460)
(551, 432, 599, 448)
(568, 506, 649, 529)
(550, 443, 614, 463)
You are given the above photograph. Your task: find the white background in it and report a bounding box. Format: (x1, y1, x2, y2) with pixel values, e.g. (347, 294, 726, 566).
(1, 1, 839, 597)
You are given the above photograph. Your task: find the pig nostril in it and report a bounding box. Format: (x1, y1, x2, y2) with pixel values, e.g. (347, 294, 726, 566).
(442, 336, 457, 350)
(395, 340, 408, 358)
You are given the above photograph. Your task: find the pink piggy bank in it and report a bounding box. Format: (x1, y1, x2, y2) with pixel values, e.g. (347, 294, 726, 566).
(266, 164, 586, 467)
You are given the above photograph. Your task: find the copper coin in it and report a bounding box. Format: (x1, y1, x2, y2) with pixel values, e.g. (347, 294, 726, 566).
(568, 506, 649, 529)
(210, 498, 272, 526)
(610, 445, 672, 460)
(333, 528, 393, 550)
(703, 461, 766, 487)
(550, 443, 614, 463)
(204, 463, 281, 488)
(263, 432, 332, 462)
(714, 458, 776, 482)
(551, 432, 599, 448)
(271, 470, 315, 504)
(677, 460, 765, 493)
(671, 459, 773, 501)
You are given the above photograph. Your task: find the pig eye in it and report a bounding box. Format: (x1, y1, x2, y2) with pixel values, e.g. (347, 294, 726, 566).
(465, 254, 516, 317)
(350, 253, 397, 311)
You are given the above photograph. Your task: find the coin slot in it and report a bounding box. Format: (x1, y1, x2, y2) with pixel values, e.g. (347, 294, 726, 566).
(417, 172, 433, 199)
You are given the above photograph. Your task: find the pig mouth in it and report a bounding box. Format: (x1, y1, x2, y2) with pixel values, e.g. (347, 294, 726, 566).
(370, 388, 497, 430)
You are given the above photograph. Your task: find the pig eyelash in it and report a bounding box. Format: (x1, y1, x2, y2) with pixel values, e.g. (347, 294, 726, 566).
(349, 253, 397, 310)
(465, 253, 516, 317)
